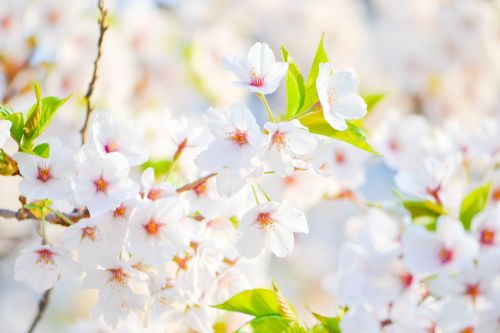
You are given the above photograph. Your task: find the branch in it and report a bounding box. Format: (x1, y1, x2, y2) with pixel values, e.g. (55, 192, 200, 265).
(27, 288, 52, 333)
(80, 0, 109, 144)
(176, 173, 217, 193)
(0, 207, 89, 227)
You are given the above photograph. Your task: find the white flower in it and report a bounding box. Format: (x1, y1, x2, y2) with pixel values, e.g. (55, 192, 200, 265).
(61, 218, 110, 271)
(14, 138, 75, 201)
(316, 63, 367, 131)
(89, 111, 148, 166)
(140, 167, 174, 201)
(402, 216, 479, 276)
(95, 199, 137, 256)
(0, 119, 11, 148)
(312, 139, 369, 189)
(195, 104, 265, 196)
(14, 244, 80, 292)
(164, 109, 207, 148)
(74, 151, 137, 216)
(182, 175, 227, 219)
(395, 154, 462, 206)
(82, 259, 149, 328)
(262, 120, 317, 176)
(223, 42, 288, 95)
(340, 306, 380, 333)
(471, 206, 500, 249)
(237, 202, 308, 258)
(128, 198, 191, 265)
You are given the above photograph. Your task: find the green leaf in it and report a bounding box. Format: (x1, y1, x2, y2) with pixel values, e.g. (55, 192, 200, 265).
(0, 149, 19, 176)
(362, 93, 385, 112)
(301, 34, 328, 113)
(0, 105, 14, 117)
(236, 315, 297, 333)
(281, 46, 305, 119)
(310, 312, 341, 333)
(23, 85, 70, 147)
(402, 200, 446, 231)
(141, 159, 173, 179)
(459, 182, 492, 230)
(5, 112, 24, 144)
(213, 289, 280, 317)
(33, 143, 50, 158)
(298, 108, 377, 154)
(24, 199, 53, 219)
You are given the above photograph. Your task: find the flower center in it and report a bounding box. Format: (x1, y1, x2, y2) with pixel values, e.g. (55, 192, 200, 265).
(256, 212, 274, 231)
(36, 249, 55, 265)
(438, 247, 454, 264)
(1, 17, 12, 30)
(230, 129, 249, 146)
(94, 176, 108, 193)
(335, 151, 346, 164)
(459, 327, 474, 333)
(480, 228, 495, 246)
(81, 226, 97, 241)
(104, 140, 119, 153)
(388, 139, 400, 152)
(37, 166, 52, 183)
(144, 219, 161, 236)
(399, 271, 413, 289)
(271, 131, 287, 150)
(249, 69, 265, 87)
(147, 188, 163, 201)
(108, 268, 127, 286)
(465, 283, 480, 302)
(113, 204, 127, 218)
(426, 184, 442, 205)
(492, 188, 500, 202)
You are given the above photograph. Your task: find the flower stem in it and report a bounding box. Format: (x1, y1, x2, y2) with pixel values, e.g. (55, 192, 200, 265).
(251, 185, 260, 204)
(257, 93, 275, 122)
(257, 183, 272, 202)
(48, 207, 74, 226)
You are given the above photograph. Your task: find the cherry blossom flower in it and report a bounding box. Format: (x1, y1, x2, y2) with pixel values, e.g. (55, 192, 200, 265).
(14, 138, 75, 201)
(61, 218, 109, 270)
(89, 111, 148, 166)
(82, 259, 149, 328)
(14, 244, 80, 292)
(195, 104, 265, 196)
(402, 216, 479, 276)
(471, 206, 500, 249)
(237, 202, 308, 258)
(128, 198, 191, 265)
(223, 42, 288, 95)
(73, 152, 137, 216)
(395, 154, 463, 207)
(140, 167, 174, 201)
(262, 120, 317, 176)
(316, 63, 367, 131)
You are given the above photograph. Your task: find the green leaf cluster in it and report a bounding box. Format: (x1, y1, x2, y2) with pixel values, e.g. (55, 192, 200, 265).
(279, 35, 382, 154)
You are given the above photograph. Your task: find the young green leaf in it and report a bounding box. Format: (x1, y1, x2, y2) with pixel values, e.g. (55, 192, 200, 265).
(281, 46, 305, 119)
(459, 182, 492, 230)
(310, 312, 341, 333)
(402, 200, 446, 231)
(362, 93, 386, 113)
(298, 108, 377, 154)
(301, 34, 328, 113)
(33, 142, 50, 158)
(5, 112, 24, 144)
(0, 149, 19, 176)
(23, 88, 70, 148)
(236, 314, 295, 333)
(0, 105, 13, 117)
(141, 159, 173, 179)
(213, 288, 281, 317)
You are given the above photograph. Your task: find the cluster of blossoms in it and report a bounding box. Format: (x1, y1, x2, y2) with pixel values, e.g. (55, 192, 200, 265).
(321, 110, 500, 332)
(4, 41, 370, 331)
(1, 1, 500, 332)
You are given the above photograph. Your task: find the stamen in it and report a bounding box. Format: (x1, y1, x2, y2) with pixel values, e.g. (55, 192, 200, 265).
(438, 247, 453, 264)
(250, 69, 265, 87)
(480, 228, 495, 246)
(230, 129, 249, 146)
(94, 176, 108, 193)
(37, 166, 52, 183)
(144, 219, 161, 236)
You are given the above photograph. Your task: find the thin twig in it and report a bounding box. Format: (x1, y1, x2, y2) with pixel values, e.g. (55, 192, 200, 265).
(27, 288, 52, 333)
(80, 0, 109, 144)
(176, 173, 217, 193)
(0, 207, 89, 227)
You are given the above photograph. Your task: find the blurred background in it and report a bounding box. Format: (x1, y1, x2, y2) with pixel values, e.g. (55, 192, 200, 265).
(1, 0, 500, 332)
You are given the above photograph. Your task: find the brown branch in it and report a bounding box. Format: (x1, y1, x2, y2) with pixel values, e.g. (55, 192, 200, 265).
(80, 0, 109, 144)
(27, 288, 52, 333)
(0, 207, 89, 227)
(176, 173, 217, 193)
